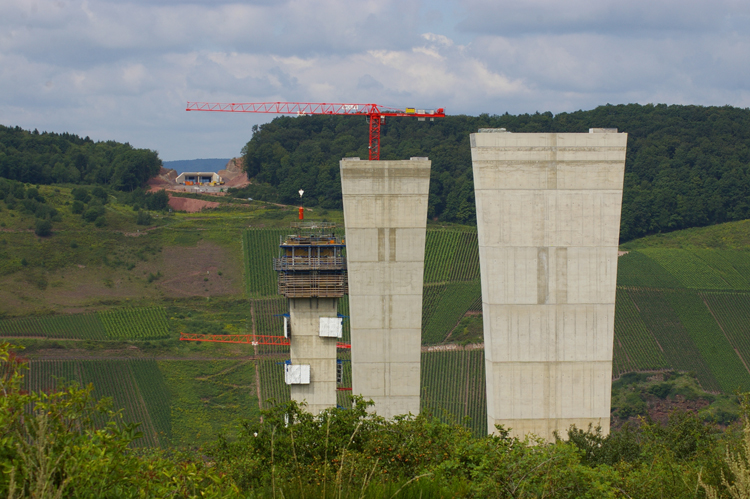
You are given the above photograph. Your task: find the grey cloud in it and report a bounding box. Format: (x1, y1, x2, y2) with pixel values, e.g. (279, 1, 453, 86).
(357, 74, 384, 90)
(3, 0, 750, 162)
(456, 0, 750, 37)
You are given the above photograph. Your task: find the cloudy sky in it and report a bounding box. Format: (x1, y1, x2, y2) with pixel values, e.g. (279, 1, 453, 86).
(2, 0, 750, 161)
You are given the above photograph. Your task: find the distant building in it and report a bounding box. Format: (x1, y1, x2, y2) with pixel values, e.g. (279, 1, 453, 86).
(175, 172, 223, 186)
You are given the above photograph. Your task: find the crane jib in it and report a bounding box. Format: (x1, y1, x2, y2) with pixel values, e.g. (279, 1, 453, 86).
(186, 101, 445, 160)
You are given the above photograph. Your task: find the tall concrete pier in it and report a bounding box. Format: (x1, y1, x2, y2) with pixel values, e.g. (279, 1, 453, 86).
(340, 158, 431, 418)
(470, 130, 627, 441)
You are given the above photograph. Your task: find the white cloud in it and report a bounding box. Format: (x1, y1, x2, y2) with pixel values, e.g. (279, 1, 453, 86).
(1, 0, 749, 160)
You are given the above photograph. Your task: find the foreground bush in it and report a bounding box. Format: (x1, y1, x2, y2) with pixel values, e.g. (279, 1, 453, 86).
(0, 343, 240, 499)
(1, 339, 747, 498)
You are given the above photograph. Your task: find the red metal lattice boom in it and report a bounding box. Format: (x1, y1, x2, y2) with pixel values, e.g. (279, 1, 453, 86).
(186, 101, 445, 160)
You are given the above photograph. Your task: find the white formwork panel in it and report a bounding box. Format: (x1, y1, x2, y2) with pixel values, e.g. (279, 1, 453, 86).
(284, 364, 311, 385)
(319, 317, 343, 338)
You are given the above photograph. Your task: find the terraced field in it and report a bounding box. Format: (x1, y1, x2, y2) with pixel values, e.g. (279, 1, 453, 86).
(612, 289, 668, 376)
(243, 228, 289, 297)
(0, 307, 170, 341)
(421, 349, 486, 436)
(613, 247, 750, 391)
(24, 359, 161, 447)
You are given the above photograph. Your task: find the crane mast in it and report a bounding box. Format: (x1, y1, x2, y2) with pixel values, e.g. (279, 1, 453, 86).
(186, 101, 445, 160)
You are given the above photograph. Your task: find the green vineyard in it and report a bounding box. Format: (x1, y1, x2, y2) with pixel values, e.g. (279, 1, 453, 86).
(422, 280, 482, 344)
(702, 292, 750, 367)
(99, 307, 170, 340)
(243, 228, 289, 297)
(0, 314, 107, 340)
(24, 360, 163, 447)
(613, 247, 750, 391)
(421, 348, 487, 437)
(612, 289, 668, 376)
(0, 307, 170, 341)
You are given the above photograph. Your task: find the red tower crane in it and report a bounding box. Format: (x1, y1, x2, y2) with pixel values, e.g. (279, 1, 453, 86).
(186, 101, 445, 160)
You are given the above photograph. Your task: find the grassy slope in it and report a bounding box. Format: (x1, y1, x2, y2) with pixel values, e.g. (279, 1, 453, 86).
(6, 186, 750, 443)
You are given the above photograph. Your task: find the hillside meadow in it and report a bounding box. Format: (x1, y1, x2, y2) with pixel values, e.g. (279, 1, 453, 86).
(2, 181, 750, 496)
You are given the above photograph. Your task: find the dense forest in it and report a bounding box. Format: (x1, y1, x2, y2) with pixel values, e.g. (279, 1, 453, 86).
(239, 104, 750, 242)
(0, 125, 161, 191)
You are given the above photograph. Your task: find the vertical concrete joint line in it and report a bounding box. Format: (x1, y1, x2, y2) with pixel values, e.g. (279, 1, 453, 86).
(547, 133, 558, 190)
(389, 228, 397, 262)
(533, 192, 545, 246)
(537, 247, 549, 305)
(378, 228, 385, 262)
(556, 247, 568, 304)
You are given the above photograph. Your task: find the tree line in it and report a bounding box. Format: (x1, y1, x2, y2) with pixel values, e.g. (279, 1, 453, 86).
(0, 125, 161, 191)
(237, 104, 750, 242)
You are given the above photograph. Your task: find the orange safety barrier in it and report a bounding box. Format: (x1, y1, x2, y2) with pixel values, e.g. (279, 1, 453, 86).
(179, 332, 350, 349)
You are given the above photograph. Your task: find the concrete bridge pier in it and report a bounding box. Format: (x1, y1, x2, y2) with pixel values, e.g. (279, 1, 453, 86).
(340, 157, 431, 418)
(470, 130, 628, 441)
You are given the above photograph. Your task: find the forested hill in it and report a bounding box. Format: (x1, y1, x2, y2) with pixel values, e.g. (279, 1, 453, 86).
(0, 125, 161, 191)
(240, 104, 750, 242)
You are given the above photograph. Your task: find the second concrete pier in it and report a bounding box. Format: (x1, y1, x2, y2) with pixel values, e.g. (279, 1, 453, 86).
(340, 158, 431, 418)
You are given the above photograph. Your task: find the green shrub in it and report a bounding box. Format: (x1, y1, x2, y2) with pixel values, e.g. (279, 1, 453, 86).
(146, 190, 169, 211)
(71, 200, 85, 214)
(83, 205, 105, 222)
(648, 382, 673, 399)
(136, 210, 152, 225)
(72, 187, 91, 203)
(94, 215, 107, 227)
(614, 391, 647, 419)
(34, 219, 52, 237)
(92, 186, 108, 203)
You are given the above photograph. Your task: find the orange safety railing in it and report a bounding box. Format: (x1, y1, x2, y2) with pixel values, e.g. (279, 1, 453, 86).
(179, 332, 350, 349)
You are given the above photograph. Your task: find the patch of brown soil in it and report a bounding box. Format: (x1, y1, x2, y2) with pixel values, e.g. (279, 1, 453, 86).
(223, 175, 251, 188)
(155, 240, 242, 297)
(147, 167, 179, 192)
(611, 395, 711, 431)
(218, 158, 251, 189)
(0, 235, 243, 315)
(168, 196, 221, 213)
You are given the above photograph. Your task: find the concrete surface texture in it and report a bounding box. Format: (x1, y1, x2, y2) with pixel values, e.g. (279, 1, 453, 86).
(470, 131, 628, 441)
(340, 158, 431, 418)
(288, 297, 339, 415)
